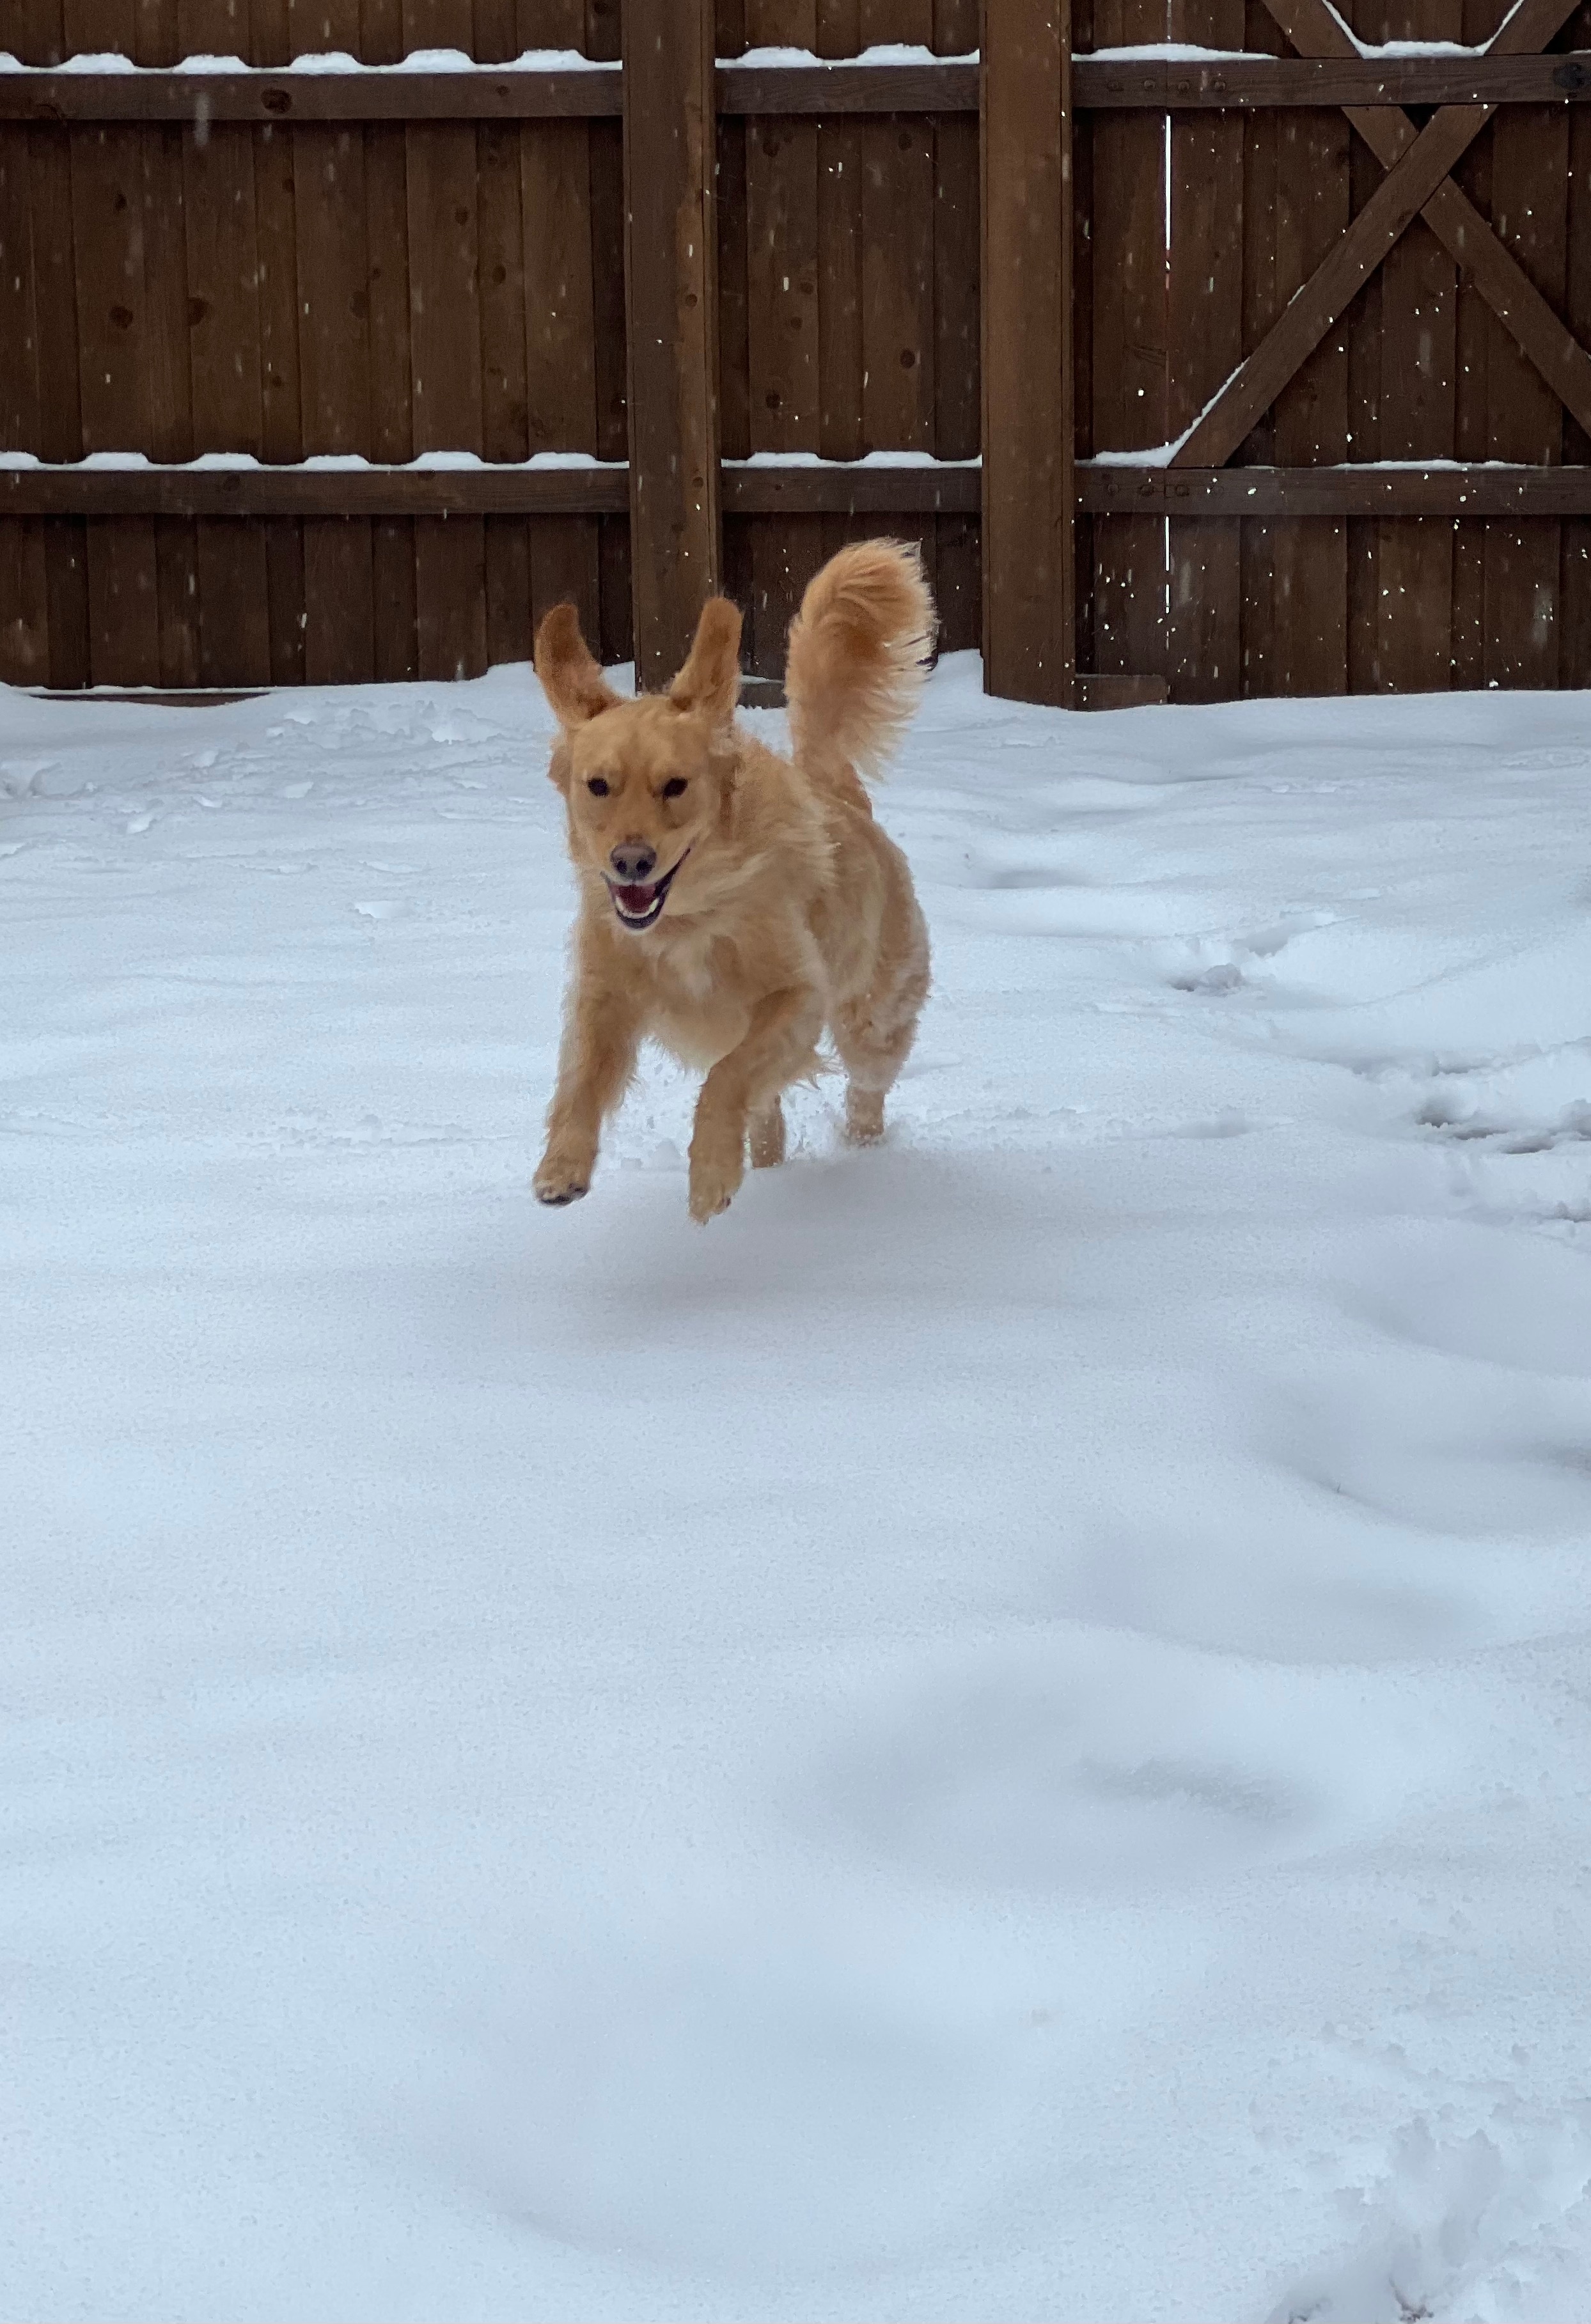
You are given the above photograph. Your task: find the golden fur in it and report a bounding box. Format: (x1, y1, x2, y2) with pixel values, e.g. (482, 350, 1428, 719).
(531, 538, 934, 1222)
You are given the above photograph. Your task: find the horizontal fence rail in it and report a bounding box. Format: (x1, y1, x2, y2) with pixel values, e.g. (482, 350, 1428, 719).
(1081, 467, 1591, 516)
(3, 54, 1588, 119)
(7, 461, 1587, 520)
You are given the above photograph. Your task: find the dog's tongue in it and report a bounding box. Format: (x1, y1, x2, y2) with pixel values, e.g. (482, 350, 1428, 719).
(616, 881, 657, 914)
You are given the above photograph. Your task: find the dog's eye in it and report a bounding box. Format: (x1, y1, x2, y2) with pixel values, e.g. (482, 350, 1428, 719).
(586, 777, 610, 797)
(661, 777, 688, 800)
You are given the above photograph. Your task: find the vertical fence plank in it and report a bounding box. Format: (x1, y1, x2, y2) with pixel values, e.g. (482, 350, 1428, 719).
(1088, 0, 1166, 686)
(291, 0, 374, 682)
(45, 525, 91, 691)
(1368, 0, 1459, 692)
(0, 125, 42, 455)
(71, 103, 162, 685)
(27, 116, 88, 685)
(815, 1, 863, 448)
(29, 134, 79, 465)
(984, 0, 1074, 703)
(522, 113, 601, 657)
(803, 5, 868, 661)
(1373, 215, 1458, 692)
(295, 125, 377, 682)
(861, 0, 930, 33)
(143, 120, 200, 687)
(744, 6, 819, 678)
(71, 0, 157, 687)
(255, 116, 304, 682)
(366, 118, 418, 680)
(405, 0, 487, 680)
(588, 70, 629, 664)
(175, 0, 246, 51)
(64, 0, 136, 50)
(1449, 0, 1498, 687)
(399, 0, 477, 46)
(519, 0, 609, 659)
(746, 100, 821, 676)
(748, 0, 816, 31)
(251, 0, 289, 59)
(717, 113, 752, 473)
(1483, 102, 1569, 687)
(1342, 0, 1385, 690)
(0, 522, 49, 685)
(584, 0, 620, 62)
(623, 0, 721, 690)
(183, 45, 272, 687)
(13, 3, 68, 62)
(0, 123, 49, 682)
(1237, 0, 1280, 694)
(933, 100, 980, 653)
(476, 0, 515, 54)
(1167, 0, 1242, 702)
(480, 116, 530, 668)
(0, 135, 49, 681)
(861, 107, 939, 616)
(407, 125, 489, 683)
(861, 114, 934, 457)
(137, 0, 194, 689)
(1271, 102, 1349, 695)
(363, 0, 406, 61)
(1564, 1, 1591, 685)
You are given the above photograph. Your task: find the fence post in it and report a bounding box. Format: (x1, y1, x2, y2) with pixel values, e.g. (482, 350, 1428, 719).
(622, 0, 723, 692)
(982, 0, 1076, 706)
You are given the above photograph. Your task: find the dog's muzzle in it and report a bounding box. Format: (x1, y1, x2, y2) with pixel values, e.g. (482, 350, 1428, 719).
(605, 849, 690, 931)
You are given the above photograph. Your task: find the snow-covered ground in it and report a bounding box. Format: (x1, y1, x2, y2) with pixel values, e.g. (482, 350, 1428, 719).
(5, 656, 1591, 2324)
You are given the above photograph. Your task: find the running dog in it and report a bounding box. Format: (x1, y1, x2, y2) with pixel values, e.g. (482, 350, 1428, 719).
(532, 538, 934, 1224)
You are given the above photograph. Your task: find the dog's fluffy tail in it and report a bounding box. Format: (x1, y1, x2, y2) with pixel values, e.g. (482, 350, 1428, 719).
(783, 538, 936, 784)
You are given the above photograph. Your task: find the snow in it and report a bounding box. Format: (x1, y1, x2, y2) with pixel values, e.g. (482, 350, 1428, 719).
(5, 656, 1591, 2324)
(730, 43, 976, 66)
(0, 46, 622, 74)
(730, 450, 980, 471)
(1079, 36, 1493, 57)
(1083, 42, 1262, 60)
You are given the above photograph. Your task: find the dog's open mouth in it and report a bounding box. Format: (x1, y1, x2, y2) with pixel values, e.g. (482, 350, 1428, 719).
(605, 850, 689, 931)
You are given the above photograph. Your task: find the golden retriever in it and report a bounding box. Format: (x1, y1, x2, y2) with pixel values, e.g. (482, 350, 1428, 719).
(531, 538, 934, 1223)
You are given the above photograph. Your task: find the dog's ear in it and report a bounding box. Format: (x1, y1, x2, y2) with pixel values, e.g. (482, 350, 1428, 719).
(669, 598, 742, 729)
(535, 603, 620, 731)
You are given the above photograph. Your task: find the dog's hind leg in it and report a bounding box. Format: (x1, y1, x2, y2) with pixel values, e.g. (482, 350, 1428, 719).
(835, 903, 930, 1148)
(748, 1096, 787, 1169)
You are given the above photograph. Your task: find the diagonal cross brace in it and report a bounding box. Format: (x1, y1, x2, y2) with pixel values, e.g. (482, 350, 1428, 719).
(1175, 0, 1591, 469)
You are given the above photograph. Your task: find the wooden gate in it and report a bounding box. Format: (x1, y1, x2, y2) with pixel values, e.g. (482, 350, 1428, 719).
(1076, 0, 1591, 699)
(1, 0, 1587, 703)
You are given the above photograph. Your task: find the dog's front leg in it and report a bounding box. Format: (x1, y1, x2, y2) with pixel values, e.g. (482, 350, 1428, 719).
(689, 988, 821, 1223)
(535, 981, 640, 1207)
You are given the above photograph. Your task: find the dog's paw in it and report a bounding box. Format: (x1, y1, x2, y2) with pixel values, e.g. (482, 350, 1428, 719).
(845, 1086, 886, 1145)
(687, 1151, 743, 1224)
(533, 1150, 593, 1207)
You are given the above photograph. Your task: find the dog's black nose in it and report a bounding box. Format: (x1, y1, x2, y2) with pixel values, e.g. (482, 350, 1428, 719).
(609, 843, 657, 882)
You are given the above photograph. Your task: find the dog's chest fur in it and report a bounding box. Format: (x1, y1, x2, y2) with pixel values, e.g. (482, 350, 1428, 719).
(636, 924, 755, 1070)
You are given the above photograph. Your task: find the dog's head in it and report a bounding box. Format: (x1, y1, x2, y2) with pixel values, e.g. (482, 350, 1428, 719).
(534, 598, 742, 935)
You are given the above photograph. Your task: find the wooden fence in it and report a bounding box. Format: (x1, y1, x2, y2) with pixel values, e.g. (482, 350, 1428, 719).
(1, 0, 1588, 705)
